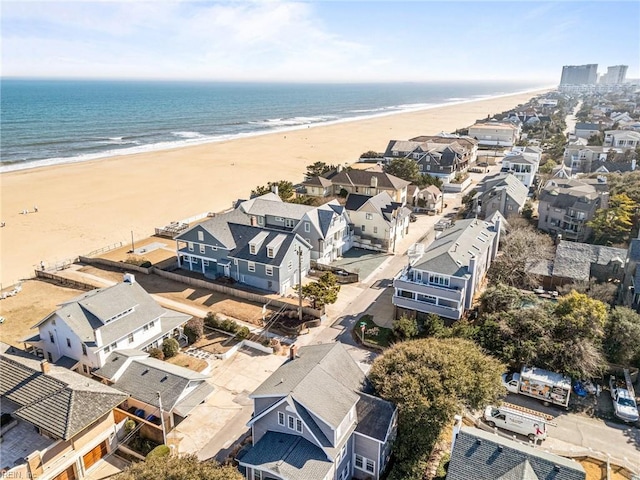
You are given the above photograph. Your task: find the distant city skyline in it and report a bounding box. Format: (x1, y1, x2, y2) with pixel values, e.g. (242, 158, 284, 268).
(2, 1, 639, 83)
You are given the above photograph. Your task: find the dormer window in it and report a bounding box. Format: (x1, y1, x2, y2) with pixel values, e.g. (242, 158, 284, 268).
(250, 244, 257, 255)
(267, 247, 274, 258)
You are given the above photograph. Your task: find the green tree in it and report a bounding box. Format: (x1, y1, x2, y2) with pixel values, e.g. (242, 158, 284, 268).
(162, 338, 180, 359)
(587, 133, 603, 146)
(384, 157, 420, 183)
(603, 307, 640, 367)
(113, 454, 243, 480)
(148, 348, 164, 360)
(184, 317, 204, 344)
(479, 284, 532, 315)
(368, 338, 505, 480)
(554, 291, 608, 341)
(392, 315, 419, 340)
(305, 161, 336, 178)
(521, 200, 534, 220)
(300, 272, 340, 309)
(487, 224, 554, 289)
(538, 159, 557, 175)
(588, 193, 636, 245)
(360, 150, 381, 158)
(251, 180, 295, 201)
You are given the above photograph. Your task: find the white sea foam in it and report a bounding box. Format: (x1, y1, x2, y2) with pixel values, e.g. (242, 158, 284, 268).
(1, 85, 553, 174)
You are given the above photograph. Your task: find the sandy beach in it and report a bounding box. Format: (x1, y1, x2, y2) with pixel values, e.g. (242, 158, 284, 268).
(0, 89, 546, 286)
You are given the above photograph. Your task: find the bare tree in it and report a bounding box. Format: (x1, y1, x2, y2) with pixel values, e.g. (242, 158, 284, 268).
(488, 224, 554, 289)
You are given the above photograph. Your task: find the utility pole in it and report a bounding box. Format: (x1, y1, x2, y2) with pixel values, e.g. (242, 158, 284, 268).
(157, 391, 167, 445)
(131, 230, 135, 254)
(297, 247, 303, 323)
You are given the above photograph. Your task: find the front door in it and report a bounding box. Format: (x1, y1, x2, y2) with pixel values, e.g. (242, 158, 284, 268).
(224, 264, 230, 277)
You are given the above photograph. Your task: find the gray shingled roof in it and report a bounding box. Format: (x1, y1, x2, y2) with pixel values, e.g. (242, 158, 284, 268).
(299, 201, 346, 239)
(446, 428, 585, 480)
(477, 173, 528, 209)
(303, 176, 333, 187)
(413, 218, 497, 276)
(104, 355, 210, 412)
(239, 431, 332, 480)
(575, 122, 601, 130)
(240, 197, 313, 221)
(175, 208, 251, 249)
(345, 192, 410, 223)
(538, 179, 601, 210)
(251, 343, 365, 429)
(329, 170, 410, 190)
(355, 392, 395, 441)
(0, 343, 127, 440)
(550, 241, 627, 281)
(228, 223, 302, 266)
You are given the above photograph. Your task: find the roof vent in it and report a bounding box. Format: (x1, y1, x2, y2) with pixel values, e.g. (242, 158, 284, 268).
(161, 375, 168, 382)
(498, 446, 503, 452)
(554, 465, 561, 472)
(476, 439, 482, 445)
(142, 369, 149, 376)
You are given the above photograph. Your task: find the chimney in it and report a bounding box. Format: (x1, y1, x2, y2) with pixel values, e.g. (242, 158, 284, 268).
(371, 176, 378, 189)
(123, 273, 135, 284)
(95, 328, 102, 346)
(556, 233, 562, 245)
(272, 184, 279, 196)
(632, 158, 637, 171)
(289, 344, 298, 360)
(250, 216, 257, 226)
(337, 164, 343, 173)
(40, 359, 50, 375)
(450, 415, 463, 452)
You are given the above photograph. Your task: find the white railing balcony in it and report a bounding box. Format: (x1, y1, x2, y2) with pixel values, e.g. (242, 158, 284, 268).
(392, 295, 463, 320)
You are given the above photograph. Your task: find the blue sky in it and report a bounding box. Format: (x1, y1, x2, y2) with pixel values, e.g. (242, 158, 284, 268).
(2, 1, 639, 82)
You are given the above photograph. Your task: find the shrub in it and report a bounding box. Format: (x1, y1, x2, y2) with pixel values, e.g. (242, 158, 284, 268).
(184, 317, 204, 344)
(221, 319, 240, 334)
(129, 435, 160, 456)
(148, 348, 164, 360)
(204, 312, 219, 329)
(140, 261, 152, 268)
(146, 445, 170, 460)
(392, 315, 419, 341)
(124, 255, 150, 267)
(435, 452, 450, 479)
(124, 419, 137, 435)
(162, 338, 180, 358)
(236, 326, 251, 340)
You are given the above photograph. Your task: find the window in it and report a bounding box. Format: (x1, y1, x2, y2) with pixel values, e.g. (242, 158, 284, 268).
(354, 455, 375, 474)
(257, 217, 264, 225)
(361, 225, 365, 232)
(197, 231, 204, 241)
(104, 345, 111, 354)
(278, 412, 285, 426)
(66, 338, 71, 348)
(304, 222, 310, 232)
(188, 242, 194, 251)
(47, 352, 53, 362)
(128, 333, 134, 344)
(373, 226, 378, 234)
(365, 213, 373, 220)
(266, 266, 273, 276)
(233, 259, 238, 265)
(267, 247, 274, 258)
(150, 321, 155, 328)
(288, 260, 292, 271)
(143, 324, 149, 331)
(199, 244, 206, 254)
(83, 364, 89, 374)
(203, 259, 209, 266)
(296, 418, 303, 433)
(212, 245, 217, 251)
(285, 219, 295, 228)
(340, 444, 347, 461)
(248, 262, 256, 272)
(110, 342, 117, 350)
(250, 244, 257, 255)
(49, 332, 55, 343)
(82, 344, 87, 356)
(253, 470, 262, 480)
(275, 217, 284, 222)
(428, 273, 449, 287)
(288, 415, 295, 430)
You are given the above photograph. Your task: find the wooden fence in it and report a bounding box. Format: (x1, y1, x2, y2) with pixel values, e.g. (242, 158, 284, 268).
(79, 256, 153, 274)
(35, 270, 95, 291)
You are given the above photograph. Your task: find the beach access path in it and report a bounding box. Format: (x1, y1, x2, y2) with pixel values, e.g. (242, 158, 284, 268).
(0, 89, 549, 286)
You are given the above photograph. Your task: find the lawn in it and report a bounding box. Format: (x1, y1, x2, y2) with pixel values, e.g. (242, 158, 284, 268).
(165, 353, 208, 372)
(354, 314, 394, 349)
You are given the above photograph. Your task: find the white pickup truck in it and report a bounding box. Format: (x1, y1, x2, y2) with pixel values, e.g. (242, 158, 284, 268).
(610, 371, 639, 424)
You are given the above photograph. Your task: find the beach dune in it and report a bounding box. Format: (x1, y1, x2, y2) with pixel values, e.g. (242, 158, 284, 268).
(0, 90, 546, 286)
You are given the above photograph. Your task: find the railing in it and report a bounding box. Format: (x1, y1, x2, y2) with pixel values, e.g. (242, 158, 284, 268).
(85, 241, 125, 258)
(393, 295, 463, 320)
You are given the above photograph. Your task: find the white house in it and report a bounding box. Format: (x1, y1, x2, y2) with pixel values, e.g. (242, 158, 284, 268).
(501, 154, 538, 188)
(603, 130, 640, 149)
(468, 121, 521, 147)
(27, 276, 189, 374)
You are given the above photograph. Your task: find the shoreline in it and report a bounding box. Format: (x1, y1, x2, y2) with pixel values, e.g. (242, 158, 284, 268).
(0, 85, 553, 174)
(0, 88, 550, 285)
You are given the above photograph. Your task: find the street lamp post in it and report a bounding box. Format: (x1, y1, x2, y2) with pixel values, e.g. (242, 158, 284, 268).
(157, 391, 167, 445)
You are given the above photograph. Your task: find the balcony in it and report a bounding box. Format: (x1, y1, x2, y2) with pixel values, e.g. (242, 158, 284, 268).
(393, 295, 463, 320)
(393, 275, 464, 303)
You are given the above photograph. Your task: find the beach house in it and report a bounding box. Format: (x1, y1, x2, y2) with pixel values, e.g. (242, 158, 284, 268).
(26, 276, 190, 374)
(500, 154, 539, 188)
(392, 215, 502, 321)
(603, 129, 640, 148)
(468, 121, 521, 147)
(0, 343, 128, 480)
(302, 168, 410, 205)
(345, 192, 412, 253)
(473, 173, 529, 219)
(537, 178, 609, 242)
(94, 349, 214, 436)
(238, 343, 397, 480)
(175, 209, 311, 294)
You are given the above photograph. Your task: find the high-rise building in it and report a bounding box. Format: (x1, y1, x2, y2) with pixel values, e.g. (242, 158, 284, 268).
(601, 65, 628, 84)
(560, 64, 598, 85)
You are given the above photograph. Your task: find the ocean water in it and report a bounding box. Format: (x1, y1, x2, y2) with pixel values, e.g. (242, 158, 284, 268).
(0, 79, 547, 172)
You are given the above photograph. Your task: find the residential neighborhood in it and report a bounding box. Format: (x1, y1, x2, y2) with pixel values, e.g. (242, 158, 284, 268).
(2, 77, 640, 480)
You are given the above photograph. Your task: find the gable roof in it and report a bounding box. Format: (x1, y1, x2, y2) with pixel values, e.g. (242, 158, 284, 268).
(240, 196, 314, 221)
(303, 176, 333, 188)
(413, 218, 498, 277)
(239, 431, 332, 480)
(34, 281, 167, 346)
(539, 179, 602, 210)
(446, 428, 585, 480)
(477, 173, 529, 208)
(355, 392, 396, 441)
(575, 122, 601, 131)
(228, 223, 307, 265)
(175, 208, 251, 248)
(0, 343, 127, 440)
(251, 343, 365, 429)
(345, 192, 409, 223)
(328, 170, 410, 190)
(546, 241, 627, 281)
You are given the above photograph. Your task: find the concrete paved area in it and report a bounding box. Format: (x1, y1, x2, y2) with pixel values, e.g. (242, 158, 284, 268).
(85, 455, 130, 480)
(330, 249, 391, 281)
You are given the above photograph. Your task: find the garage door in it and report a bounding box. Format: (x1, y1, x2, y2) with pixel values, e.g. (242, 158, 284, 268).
(52, 465, 76, 480)
(82, 441, 107, 470)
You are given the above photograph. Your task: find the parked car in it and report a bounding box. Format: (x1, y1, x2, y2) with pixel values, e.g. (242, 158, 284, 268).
(483, 405, 549, 441)
(610, 371, 639, 423)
